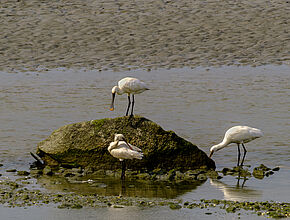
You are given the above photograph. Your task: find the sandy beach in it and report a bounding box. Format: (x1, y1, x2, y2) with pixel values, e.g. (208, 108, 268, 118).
(0, 0, 289, 72)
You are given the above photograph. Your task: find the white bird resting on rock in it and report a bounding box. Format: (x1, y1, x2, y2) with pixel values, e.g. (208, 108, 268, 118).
(209, 126, 263, 166)
(110, 77, 149, 116)
(108, 134, 143, 180)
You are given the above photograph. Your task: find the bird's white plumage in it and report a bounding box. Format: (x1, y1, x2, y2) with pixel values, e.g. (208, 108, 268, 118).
(108, 134, 143, 161)
(209, 126, 263, 166)
(210, 179, 259, 201)
(210, 126, 263, 152)
(113, 77, 149, 95)
(110, 77, 149, 116)
(223, 126, 263, 144)
(117, 77, 149, 95)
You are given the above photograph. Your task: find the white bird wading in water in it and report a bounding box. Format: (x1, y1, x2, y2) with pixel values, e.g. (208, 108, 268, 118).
(110, 77, 149, 116)
(209, 126, 263, 166)
(108, 134, 143, 180)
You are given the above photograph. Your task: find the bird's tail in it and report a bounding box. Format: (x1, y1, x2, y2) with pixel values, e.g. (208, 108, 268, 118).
(128, 144, 143, 152)
(251, 128, 263, 138)
(130, 151, 143, 160)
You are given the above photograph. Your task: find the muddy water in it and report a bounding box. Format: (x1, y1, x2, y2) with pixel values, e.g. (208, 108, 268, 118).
(0, 65, 289, 218)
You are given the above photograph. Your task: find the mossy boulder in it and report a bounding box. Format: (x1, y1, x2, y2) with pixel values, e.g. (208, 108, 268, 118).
(36, 116, 215, 172)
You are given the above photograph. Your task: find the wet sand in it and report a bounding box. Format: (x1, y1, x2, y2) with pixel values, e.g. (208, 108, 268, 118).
(0, 0, 289, 72)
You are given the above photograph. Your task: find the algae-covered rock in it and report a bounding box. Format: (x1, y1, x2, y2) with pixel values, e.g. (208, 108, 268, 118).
(256, 164, 271, 171)
(43, 166, 53, 176)
(36, 116, 215, 172)
(17, 171, 30, 176)
(206, 170, 219, 179)
(252, 169, 265, 179)
(169, 203, 182, 210)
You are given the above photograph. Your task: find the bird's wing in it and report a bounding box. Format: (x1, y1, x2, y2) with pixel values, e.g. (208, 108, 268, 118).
(249, 127, 263, 138)
(118, 77, 135, 89)
(225, 126, 262, 143)
(108, 141, 116, 152)
(119, 77, 148, 93)
(225, 126, 247, 142)
(111, 145, 143, 160)
(118, 141, 142, 152)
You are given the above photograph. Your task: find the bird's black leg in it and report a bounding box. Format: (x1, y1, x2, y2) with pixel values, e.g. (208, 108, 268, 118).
(236, 173, 246, 188)
(130, 95, 135, 116)
(237, 144, 241, 167)
(121, 179, 126, 195)
(241, 143, 247, 166)
(241, 177, 246, 188)
(125, 95, 131, 116)
(236, 173, 241, 187)
(121, 160, 126, 180)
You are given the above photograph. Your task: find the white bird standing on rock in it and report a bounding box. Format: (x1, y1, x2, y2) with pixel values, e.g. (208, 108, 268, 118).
(108, 134, 143, 180)
(110, 77, 149, 116)
(209, 126, 263, 166)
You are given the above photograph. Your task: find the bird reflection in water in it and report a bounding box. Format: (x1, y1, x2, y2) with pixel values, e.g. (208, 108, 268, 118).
(236, 174, 247, 188)
(210, 174, 262, 201)
(120, 180, 126, 196)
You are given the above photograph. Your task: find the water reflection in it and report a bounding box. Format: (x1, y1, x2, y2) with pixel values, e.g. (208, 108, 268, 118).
(236, 176, 247, 188)
(36, 175, 206, 199)
(210, 178, 262, 201)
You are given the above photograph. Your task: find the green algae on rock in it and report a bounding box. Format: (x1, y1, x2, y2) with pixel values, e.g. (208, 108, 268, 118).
(16, 171, 30, 176)
(219, 164, 280, 179)
(36, 116, 215, 172)
(220, 166, 251, 177)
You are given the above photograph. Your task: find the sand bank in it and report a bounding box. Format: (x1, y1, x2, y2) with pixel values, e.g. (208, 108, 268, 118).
(0, 0, 289, 71)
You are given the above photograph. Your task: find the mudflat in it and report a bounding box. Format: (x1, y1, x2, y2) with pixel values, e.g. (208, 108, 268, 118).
(0, 0, 289, 72)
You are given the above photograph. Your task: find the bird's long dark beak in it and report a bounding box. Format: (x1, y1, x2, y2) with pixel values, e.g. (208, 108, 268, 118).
(209, 151, 214, 158)
(124, 138, 133, 150)
(110, 93, 115, 111)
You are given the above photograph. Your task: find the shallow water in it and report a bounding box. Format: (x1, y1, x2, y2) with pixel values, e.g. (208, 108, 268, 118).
(33, 175, 205, 199)
(0, 65, 289, 218)
(0, 205, 267, 220)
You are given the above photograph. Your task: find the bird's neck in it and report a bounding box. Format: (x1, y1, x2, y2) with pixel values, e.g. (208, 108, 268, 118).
(214, 138, 231, 151)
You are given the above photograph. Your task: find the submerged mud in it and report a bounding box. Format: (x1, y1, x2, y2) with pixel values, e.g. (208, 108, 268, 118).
(0, 0, 289, 72)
